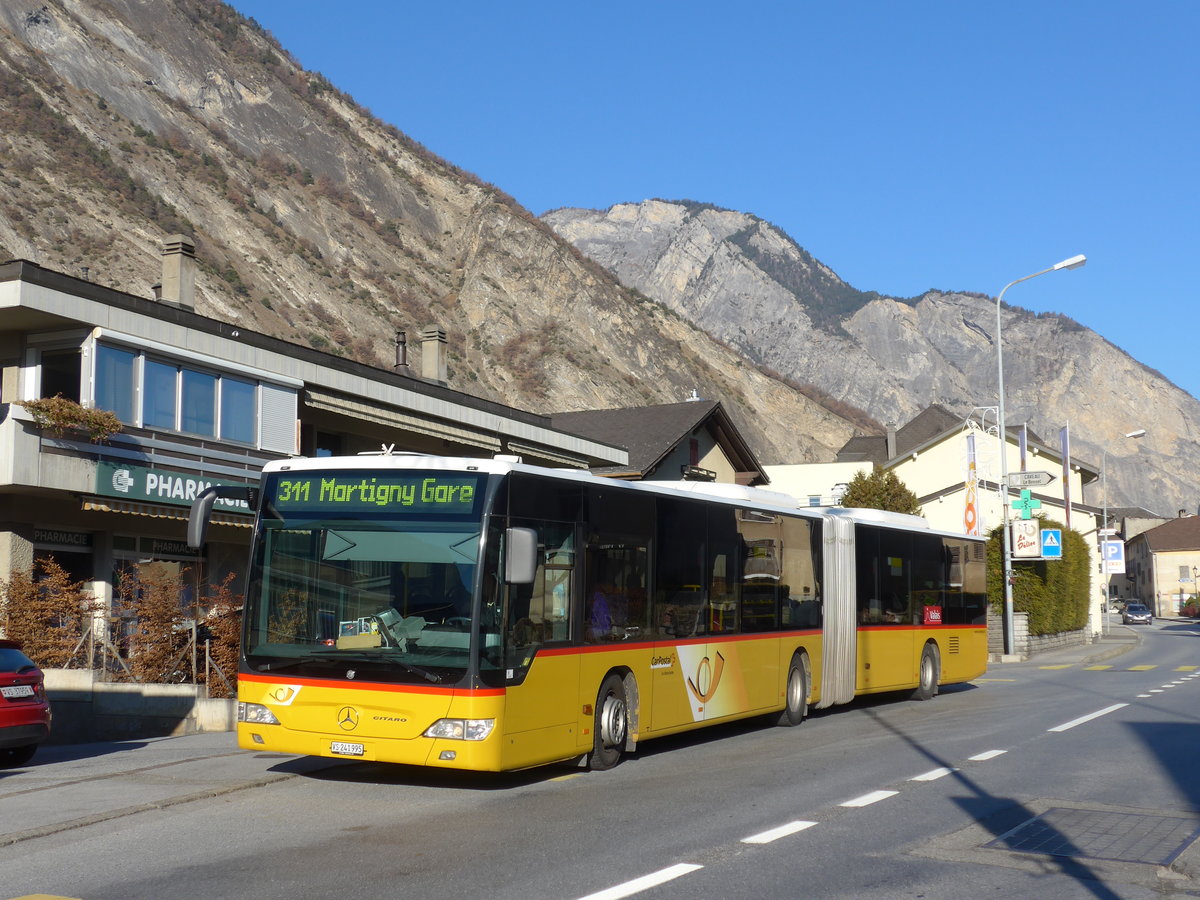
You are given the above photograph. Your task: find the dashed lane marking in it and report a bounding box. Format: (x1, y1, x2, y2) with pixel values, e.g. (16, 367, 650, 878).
(1039, 664, 1073, 670)
(969, 750, 1007, 761)
(1048, 703, 1128, 733)
(841, 790, 899, 808)
(911, 767, 957, 782)
(741, 820, 818, 844)
(1129, 665, 1157, 671)
(1084, 665, 1112, 670)
(576, 864, 703, 900)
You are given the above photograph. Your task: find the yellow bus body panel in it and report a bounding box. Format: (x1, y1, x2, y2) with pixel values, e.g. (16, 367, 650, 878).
(237, 675, 510, 771)
(855, 625, 988, 695)
(236, 624, 979, 772)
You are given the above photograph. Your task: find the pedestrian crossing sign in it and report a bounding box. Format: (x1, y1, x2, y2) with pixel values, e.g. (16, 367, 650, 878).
(1041, 528, 1063, 559)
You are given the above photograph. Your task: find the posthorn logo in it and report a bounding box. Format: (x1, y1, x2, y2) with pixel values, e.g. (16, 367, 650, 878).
(111, 468, 134, 493)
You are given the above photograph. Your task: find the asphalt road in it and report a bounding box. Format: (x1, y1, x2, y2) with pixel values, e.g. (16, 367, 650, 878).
(3, 616, 1199, 900)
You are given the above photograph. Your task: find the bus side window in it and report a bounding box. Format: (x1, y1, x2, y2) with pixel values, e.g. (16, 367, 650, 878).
(781, 515, 821, 629)
(654, 497, 707, 637)
(507, 522, 574, 648)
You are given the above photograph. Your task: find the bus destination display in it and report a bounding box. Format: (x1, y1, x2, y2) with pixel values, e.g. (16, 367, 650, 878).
(269, 473, 482, 514)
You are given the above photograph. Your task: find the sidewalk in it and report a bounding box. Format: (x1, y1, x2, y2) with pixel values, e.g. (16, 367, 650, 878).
(991, 615, 1200, 668)
(0, 731, 328, 848)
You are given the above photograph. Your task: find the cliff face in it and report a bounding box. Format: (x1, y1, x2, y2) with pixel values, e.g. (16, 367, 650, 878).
(545, 201, 1199, 513)
(0, 0, 861, 467)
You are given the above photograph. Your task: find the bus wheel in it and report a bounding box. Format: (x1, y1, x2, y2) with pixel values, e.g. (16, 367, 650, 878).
(776, 653, 809, 726)
(912, 643, 940, 701)
(589, 673, 628, 771)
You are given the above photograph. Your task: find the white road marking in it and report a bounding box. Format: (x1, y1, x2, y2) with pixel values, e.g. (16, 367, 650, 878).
(742, 820, 818, 844)
(968, 750, 1007, 761)
(1137, 693, 1152, 698)
(1048, 703, 1128, 732)
(576, 864, 703, 900)
(911, 766, 957, 782)
(840, 790, 898, 807)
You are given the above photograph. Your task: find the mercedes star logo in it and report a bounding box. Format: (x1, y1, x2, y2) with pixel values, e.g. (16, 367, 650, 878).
(337, 706, 359, 731)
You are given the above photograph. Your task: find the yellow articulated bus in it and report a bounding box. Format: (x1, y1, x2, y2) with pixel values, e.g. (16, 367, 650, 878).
(189, 452, 987, 772)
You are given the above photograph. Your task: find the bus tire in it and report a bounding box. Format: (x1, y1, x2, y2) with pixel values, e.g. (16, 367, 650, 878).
(589, 673, 628, 771)
(912, 643, 940, 701)
(776, 653, 809, 726)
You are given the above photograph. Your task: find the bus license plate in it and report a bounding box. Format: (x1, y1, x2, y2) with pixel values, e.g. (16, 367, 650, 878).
(330, 741, 364, 757)
(1, 685, 34, 698)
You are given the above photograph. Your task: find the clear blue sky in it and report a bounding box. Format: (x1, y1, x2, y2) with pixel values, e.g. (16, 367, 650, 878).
(229, 0, 1198, 400)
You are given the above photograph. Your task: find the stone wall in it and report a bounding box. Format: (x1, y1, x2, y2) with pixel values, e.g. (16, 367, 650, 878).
(987, 610, 1090, 661)
(44, 669, 235, 743)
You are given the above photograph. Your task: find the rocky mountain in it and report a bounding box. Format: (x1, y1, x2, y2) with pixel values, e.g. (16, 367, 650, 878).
(544, 201, 1199, 514)
(1, 1, 1191, 516)
(0, 0, 866, 468)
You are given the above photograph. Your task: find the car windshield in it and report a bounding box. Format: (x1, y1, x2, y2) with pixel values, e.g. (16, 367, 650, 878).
(1126, 604, 1148, 612)
(243, 470, 490, 685)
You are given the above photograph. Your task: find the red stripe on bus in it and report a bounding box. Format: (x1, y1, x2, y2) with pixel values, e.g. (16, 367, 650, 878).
(238, 672, 505, 696)
(534, 629, 824, 657)
(855, 625, 987, 633)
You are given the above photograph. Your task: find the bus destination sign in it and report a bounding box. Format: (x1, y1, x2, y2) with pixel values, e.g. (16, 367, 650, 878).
(270, 473, 481, 514)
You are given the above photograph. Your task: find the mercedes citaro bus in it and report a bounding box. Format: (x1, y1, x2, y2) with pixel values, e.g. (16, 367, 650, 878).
(189, 451, 987, 772)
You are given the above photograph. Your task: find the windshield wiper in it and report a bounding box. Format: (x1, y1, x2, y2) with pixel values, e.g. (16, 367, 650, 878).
(311, 650, 441, 684)
(254, 656, 332, 673)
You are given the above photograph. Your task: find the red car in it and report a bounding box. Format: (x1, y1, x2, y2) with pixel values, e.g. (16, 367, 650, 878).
(0, 639, 51, 766)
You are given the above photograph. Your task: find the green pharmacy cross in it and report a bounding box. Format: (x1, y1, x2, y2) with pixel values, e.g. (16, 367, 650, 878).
(1011, 489, 1042, 520)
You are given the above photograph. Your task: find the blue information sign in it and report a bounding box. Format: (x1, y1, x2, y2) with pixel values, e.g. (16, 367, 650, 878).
(1041, 528, 1063, 559)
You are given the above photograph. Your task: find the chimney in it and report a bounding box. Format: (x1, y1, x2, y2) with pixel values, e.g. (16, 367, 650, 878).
(886, 423, 897, 459)
(419, 325, 447, 384)
(160, 234, 196, 310)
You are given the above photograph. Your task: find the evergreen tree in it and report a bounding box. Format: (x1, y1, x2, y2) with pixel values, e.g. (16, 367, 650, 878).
(840, 468, 922, 515)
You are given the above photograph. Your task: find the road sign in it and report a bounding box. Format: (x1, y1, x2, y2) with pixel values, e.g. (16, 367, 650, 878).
(1006, 471, 1055, 488)
(1102, 540, 1126, 575)
(1041, 528, 1063, 559)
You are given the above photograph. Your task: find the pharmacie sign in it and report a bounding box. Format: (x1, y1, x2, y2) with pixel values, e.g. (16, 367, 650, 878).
(95, 461, 254, 515)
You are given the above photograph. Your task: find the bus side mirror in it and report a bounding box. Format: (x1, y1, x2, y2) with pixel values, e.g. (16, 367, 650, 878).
(505, 527, 537, 584)
(188, 485, 258, 550)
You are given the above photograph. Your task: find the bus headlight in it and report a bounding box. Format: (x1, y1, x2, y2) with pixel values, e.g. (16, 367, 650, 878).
(238, 702, 281, 725)
(423, 718, 495, 741)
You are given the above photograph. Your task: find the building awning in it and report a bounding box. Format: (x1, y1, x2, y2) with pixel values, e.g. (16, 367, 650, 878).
(505, 440, 588, 469)
(81, 498, 252, 528)
(305, 390, 502, 452)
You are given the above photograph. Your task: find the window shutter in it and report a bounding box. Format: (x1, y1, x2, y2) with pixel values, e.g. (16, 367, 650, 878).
(259, 383, 297, 453)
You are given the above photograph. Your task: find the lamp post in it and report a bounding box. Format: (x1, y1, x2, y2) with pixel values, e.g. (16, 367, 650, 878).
(1100, 428, 1145, 631)
(996, 254, 1086, 656)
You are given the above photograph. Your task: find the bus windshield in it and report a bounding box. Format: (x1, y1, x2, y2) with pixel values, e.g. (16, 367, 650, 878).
(243, 470, 490, 685)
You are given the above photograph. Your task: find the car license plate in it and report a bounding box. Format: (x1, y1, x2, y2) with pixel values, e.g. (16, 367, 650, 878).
(330, 741, 364, 757)
(1, 685, 35, 699)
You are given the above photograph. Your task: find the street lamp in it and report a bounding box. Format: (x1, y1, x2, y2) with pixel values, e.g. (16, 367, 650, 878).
(996, 254, 1086, 656)
(1100, 428, 1145, 631)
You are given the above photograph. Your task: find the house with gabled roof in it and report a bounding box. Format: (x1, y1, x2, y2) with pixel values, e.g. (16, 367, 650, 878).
(551, 398, 768, 486)
(1125, 515, 1200, 616)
